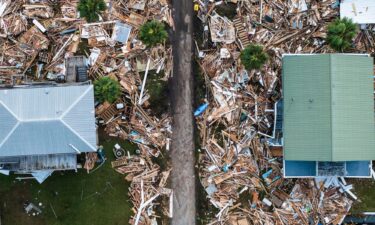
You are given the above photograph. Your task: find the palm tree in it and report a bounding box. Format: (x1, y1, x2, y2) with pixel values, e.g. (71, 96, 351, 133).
(94, 76, 121, 103)
(78, 0, 106, 23)
(326, 17, 357, 52)
(139, 20, 168, 47)
(240, 44, 268, 70)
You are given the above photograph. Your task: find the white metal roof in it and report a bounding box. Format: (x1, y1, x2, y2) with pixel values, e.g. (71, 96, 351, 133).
(0, 85, 97, 157)
(340, 0, 375, 24)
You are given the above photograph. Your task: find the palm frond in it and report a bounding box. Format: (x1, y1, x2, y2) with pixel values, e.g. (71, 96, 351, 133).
(78, 0, 107, 23)
(326, 17, 357, 52)
(139, 20, 168, 47)
(94, 77, 121, 103)
(240, 45, 268, 70)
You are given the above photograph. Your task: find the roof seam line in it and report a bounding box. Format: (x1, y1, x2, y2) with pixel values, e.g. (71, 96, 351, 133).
(0, 121, 20, 149)
(329, 55, 333, 161)
(60, 119, 97, 151)
(0, 100, 21, 121)
(59, 85, 93, 119)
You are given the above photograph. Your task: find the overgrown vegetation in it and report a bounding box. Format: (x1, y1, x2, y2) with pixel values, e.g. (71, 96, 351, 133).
(326, 17, 357, 52)
(78, 0, 106, 23)
(94, 76, 121, 103)
(351, 179, 375, 213)
(240, 44, 268, 70)
(215, 3, 237, 20)
(139, 20, 168, 47)
(144, 71, 169, 117)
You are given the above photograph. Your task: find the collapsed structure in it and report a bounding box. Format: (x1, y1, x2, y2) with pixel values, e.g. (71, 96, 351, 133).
(194, 0, 375, 224)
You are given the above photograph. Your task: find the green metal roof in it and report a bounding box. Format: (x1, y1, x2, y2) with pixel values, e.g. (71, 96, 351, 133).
(283, 54, 375, 161)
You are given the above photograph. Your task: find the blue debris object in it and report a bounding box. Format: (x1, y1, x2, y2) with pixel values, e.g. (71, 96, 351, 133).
(331, 0, 339, 9)
(270, 175, 281, 184)
(222, 164, 229, 172)
(129, 130, 146, 144)
(59, 28, 77, 35)
(194, 103, 209, 116)
(97, 146, 106, 162)
(262, 169, 273, 179)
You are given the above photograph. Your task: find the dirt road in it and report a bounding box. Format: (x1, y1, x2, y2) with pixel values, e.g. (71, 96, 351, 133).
(170, 0, 195, 224)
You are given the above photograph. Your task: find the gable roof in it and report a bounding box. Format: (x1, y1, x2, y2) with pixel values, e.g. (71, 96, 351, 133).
(0, 85, 96, 157)
(283, 54, 375, 161)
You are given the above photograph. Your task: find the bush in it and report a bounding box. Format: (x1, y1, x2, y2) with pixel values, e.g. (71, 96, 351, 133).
(240, 45, 268, 70)
(327, 17, 357, 52)
(78, 0, 106, 23)
(94, 76, 121, 103)
(139, 20, 168, 47)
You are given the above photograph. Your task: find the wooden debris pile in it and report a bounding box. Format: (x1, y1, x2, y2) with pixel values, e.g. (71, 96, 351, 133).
(105, 83, 172, 224)
(201, 147, 354, 225)
(112, 154, 172, 224)
(85, 2, 174, 225)
(194, 0, 373, 224)
(0, 0, 172, 86)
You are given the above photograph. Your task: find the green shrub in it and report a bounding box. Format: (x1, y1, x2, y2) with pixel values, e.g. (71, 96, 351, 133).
(240, 45, 268, 70)
(78, 0, 106, 23)
(139, 20, 168, 47)
(326, 17, 357, 52)
(94, 76, 121, 103)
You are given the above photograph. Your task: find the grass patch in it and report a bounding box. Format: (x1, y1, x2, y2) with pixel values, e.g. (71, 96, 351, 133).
(0, 137, 137, 225)
(350, 179, 375, 213)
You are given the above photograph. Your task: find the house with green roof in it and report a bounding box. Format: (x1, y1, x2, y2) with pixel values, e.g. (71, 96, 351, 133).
(281, 54, 375, 178)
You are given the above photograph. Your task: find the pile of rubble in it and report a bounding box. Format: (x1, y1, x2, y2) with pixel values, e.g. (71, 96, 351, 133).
(91, 2, 174, 225)
(197, 123, 354, 224)
(0, 0, 173, 85)
(93, 32, 173, 225)
(89, 2, 173, 225)
(194, 0, 375, 224)
(112, 155, 172, 225)
(105, 98, 173, 224)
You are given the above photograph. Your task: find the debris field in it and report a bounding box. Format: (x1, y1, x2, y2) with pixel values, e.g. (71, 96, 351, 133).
(193, 0, 375, 224)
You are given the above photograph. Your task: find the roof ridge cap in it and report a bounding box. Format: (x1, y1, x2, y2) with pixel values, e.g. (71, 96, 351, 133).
(329, 54, 334, 161)
(60, 85, 93, 120)
(0, 100, 20, 122)
(60, 119, 96, 151)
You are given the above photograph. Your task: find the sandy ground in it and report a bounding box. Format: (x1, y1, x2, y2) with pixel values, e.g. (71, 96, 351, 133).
(170, 0, 196, 224)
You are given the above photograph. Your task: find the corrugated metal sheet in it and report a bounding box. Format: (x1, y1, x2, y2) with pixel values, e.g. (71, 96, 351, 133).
(0, 85, 96, 157)
(283, 54, 375, 161)
(0, 103, 18, 144)
(340, 0, 375, 24)
(0, 86, 86, 120)
(62, 88, 97, 149)
(283, 55, 332, 161)
(330, 56, 375, 161)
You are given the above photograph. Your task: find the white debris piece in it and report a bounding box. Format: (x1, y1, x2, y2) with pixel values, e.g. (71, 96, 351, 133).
(340, 0, 375, 24)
